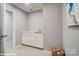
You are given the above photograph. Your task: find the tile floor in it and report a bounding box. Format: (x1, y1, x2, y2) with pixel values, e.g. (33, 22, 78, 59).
(15, 44, 52, 56)
(4, 44, 51, 56)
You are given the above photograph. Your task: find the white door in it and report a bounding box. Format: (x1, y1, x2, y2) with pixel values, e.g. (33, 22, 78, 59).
(0, 4, 15, 56)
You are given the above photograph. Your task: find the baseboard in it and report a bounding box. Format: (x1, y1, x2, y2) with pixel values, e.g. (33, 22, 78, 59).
(21, 43, 44, 50)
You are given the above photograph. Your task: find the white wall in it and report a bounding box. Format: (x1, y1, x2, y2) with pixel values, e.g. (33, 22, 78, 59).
(6, 4, 28, 45)
(28, 10, 43, 32)
(63, 4, 79, 56)
(43, 4, 63, 50)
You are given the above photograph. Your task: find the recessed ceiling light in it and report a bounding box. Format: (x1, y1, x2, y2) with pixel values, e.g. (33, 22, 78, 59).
(25, 3, 30, 5)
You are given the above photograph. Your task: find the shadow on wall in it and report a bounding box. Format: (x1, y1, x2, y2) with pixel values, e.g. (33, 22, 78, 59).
(68, 27, 79, 30)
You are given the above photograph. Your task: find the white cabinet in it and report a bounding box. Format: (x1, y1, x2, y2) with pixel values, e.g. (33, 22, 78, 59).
(22, 32, 30, 45)
(22, 32, 44, 48)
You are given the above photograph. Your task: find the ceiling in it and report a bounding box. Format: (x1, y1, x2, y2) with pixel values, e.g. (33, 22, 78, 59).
(11, 3, 43, 13)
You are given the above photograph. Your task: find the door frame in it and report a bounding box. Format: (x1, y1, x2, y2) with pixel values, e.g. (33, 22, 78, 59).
(3, 4, 15, 49)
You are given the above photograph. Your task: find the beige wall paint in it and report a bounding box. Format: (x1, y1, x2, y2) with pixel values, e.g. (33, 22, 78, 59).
(6, 4, 28, 45)
(43, 4, 63, 50)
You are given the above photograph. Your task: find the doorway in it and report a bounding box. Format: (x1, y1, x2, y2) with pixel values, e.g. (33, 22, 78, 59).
(5, 10, 13, 48)
(3, 8, 15, 55)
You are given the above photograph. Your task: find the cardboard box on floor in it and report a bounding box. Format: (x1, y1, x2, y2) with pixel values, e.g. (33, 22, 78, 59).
(52, 48, 65, 56)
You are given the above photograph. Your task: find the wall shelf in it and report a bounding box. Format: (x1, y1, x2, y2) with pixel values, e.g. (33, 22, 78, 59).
(68, 24, 79, 27)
